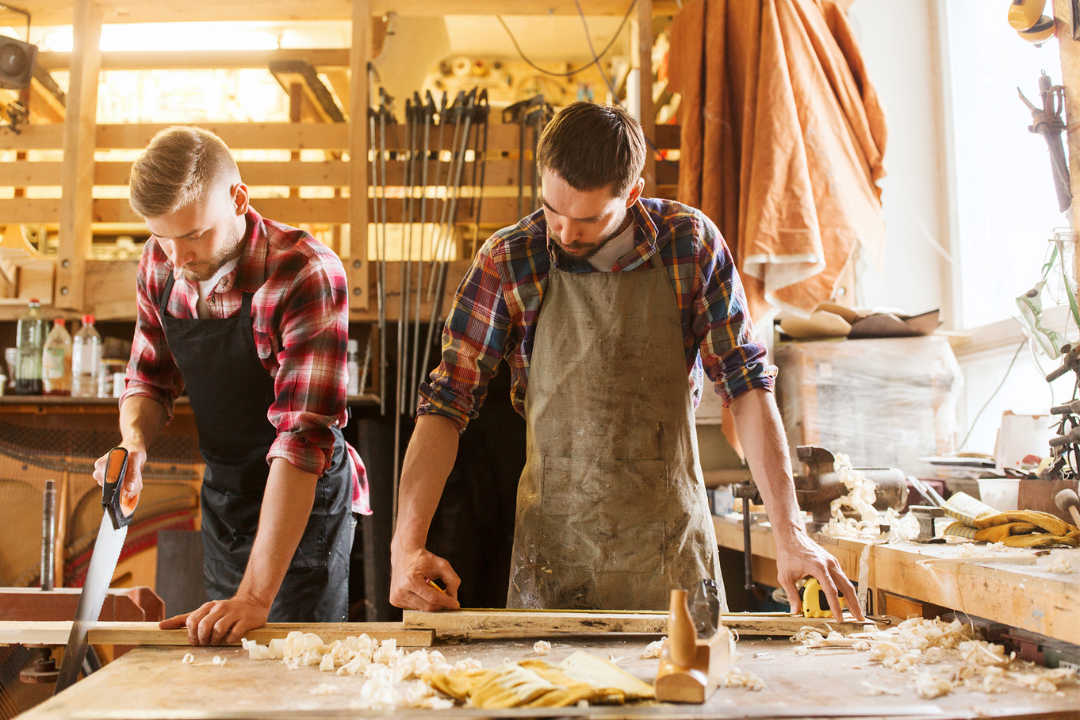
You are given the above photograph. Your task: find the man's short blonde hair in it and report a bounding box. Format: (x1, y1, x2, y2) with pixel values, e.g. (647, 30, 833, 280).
(128, 126, 240, 219)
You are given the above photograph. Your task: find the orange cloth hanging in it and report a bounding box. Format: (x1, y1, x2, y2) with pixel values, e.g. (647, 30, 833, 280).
(669, 0, 887, 323)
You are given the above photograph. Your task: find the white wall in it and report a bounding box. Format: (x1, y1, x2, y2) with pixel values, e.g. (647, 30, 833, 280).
(846, 0, 950, 320)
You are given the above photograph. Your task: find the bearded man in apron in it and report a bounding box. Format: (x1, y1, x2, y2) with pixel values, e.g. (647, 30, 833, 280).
(389, 103, 863, 619)
(92, 127, 370, 645)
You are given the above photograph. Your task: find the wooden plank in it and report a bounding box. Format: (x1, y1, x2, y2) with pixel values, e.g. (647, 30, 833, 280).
(37, 48, 353, 71)
(347, 0, 371, 311)
(0, 159, 532, 189)
(402, 609, 871, 639)
(55, 0, 102, 312)
(0, 621, 433, 647)
(635, 0, 656, 198)
(12, 2, 683, 27)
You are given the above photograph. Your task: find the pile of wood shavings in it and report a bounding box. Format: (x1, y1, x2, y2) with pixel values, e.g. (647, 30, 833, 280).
(789, 618, 1078, 698)
(640, 638, 665, 659)
(1038, 553, 1075, 573)
(242, 632, 465, 710)
(818, 454, 919, 541)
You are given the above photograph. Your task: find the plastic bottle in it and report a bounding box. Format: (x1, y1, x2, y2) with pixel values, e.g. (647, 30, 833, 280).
(15, 299, 45, 395)
(347, 339, 360, 396)
(42, 318, 72, 396)
(72, 315, 102, 398)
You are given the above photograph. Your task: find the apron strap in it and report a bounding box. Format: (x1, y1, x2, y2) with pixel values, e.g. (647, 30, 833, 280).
(648, 247, 664, 271)
(158, 272, 177, 316)
(241, 290, 254, 320)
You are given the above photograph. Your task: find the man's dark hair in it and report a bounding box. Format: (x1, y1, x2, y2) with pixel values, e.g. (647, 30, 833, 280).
(536, 102, 647, 198)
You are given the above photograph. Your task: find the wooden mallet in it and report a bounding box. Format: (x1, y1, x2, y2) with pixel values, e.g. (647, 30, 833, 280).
(1054, 488, 1080, 527)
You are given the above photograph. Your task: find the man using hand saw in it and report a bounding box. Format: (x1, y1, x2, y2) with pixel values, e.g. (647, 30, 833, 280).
(92, 127, 370, 644)
(390, 102, 864, 619)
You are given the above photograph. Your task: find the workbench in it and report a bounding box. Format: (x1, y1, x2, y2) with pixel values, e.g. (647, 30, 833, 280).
(15, 634, 1078, 719)
(713, 515, 1080, 645)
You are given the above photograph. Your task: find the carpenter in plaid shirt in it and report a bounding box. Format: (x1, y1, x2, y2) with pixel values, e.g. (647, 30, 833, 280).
(417, 197, 776, 430)
(102, 126, 364, 644)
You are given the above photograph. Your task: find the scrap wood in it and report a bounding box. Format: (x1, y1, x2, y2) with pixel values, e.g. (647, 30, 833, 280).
(402, 609, 873, 638)
(0, 621, 433, 647)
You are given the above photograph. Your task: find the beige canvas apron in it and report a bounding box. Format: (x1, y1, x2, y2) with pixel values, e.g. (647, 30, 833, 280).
(507, 251, 724, 610)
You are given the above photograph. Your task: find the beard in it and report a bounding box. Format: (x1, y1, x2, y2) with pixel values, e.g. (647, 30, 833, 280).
(180, 221, 245, 282)
(549, 210, 628, 266)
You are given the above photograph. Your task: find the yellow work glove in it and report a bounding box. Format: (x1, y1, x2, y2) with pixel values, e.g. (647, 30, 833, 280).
(972, 510, 1079, 548)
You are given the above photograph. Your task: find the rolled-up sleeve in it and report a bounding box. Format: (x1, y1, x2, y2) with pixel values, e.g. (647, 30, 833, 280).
(122, 243, 184, 417)
(266, 252, 349, 476)
(417, 241, 511, 433)
(692, 215, 776, 405)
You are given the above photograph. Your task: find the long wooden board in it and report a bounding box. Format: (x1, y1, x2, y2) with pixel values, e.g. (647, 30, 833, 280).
(0, 621, 433, 647)
(402, 609, 872, 638)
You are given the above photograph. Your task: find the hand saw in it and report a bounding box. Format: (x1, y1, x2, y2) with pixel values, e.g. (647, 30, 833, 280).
(54, 448, 136, 694)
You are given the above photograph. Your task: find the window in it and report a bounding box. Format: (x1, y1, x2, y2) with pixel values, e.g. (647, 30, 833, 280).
(946, 0, 1067, 330)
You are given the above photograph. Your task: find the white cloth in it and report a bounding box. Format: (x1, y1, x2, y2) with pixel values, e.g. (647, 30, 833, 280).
(196, 258, 240, 319)
(587, 222, 636, 272)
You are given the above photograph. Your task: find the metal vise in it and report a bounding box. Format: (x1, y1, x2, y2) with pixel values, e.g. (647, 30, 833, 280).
(793, 446, 908, 527)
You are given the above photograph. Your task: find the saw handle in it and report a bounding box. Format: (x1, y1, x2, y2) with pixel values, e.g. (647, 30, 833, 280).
(102, 447, 136, 528)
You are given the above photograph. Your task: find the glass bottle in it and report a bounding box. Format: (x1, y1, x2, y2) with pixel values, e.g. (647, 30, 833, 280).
(15, 299, 45, 395)
(42, 318, 72, 396)
(72, 314, 102, 398)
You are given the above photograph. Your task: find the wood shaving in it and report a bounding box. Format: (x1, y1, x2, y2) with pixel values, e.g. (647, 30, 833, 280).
(533, 640, 551, 656)
(720, 667, 764, 691)
(640, 638, 665, 659)
(789, 617, 1079, 698)
(818, 455, 920, 541)
(861, 680, 901, 696)
(608, 654, 624, 664)
(181, 653, 194, 665)
(1038, 554, 1075, 574)
(914, 672, 954, 699)
(244, 631, 468, 709)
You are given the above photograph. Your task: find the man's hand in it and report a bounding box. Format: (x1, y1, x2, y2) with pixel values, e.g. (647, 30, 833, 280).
(389, 545, 461, 611)
(92, 442, 146, 511)
(160, 595, 270, 645)
(775, 530, 865, 622)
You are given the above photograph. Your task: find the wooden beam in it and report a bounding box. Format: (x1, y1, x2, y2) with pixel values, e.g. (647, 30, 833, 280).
(36, 48, 353, 71)
(0, 621, 434, 647)
(402, 609, 871, 639)
(12, 1, 682, 26)
(636, 0, 656, 197)
(349, 0, 372, 311)
(0, 122, 547, 152)
(55, 0, 102, 311)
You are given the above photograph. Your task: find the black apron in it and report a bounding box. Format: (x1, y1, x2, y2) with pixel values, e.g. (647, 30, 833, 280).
(158, 272, 353, 622)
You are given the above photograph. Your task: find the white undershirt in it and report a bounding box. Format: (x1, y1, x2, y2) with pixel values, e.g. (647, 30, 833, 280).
(196, 257, 240, 319)
(587, 222, 637, 272)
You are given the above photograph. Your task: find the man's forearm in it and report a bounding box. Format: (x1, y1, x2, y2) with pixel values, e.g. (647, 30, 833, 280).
(236, 458, 318, 609)
(728, 388, 805, 540)
(392, 414, 460, 551)
(119, 395, 169, 452)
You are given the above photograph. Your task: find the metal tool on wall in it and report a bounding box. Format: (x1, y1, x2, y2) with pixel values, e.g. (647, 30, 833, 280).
(1019, 71, 1071, 212)
(468, 89, 491, 257)
(420, 89, 477, 390)
(502, 95, 553, 217)
(55, 448, 136, 693)
(408, 92, 438, 416)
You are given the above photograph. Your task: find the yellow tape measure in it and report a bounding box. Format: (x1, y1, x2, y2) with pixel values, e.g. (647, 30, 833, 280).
(799, 578, 847, 618)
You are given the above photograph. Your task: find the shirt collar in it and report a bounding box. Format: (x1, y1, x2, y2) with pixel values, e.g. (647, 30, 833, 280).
(545, 199, 660, 272)
(230, 208, 267, 294)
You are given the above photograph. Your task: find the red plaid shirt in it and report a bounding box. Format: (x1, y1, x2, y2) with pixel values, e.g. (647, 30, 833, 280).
(122, 208, 369, 515)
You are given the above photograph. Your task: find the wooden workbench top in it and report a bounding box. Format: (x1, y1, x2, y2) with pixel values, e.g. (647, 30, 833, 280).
(713, 515, 1080, 645)
(20, 636, 1079, 719)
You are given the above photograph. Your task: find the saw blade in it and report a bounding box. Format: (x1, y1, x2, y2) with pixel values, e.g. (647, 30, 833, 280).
(53, 513, 127, 694)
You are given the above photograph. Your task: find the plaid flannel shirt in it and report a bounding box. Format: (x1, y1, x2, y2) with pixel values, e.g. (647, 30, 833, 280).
(122, 208, 369, 514)
(417, 197, 776, 432)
